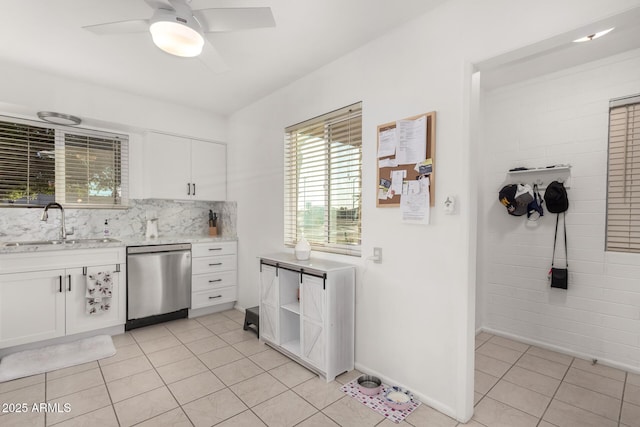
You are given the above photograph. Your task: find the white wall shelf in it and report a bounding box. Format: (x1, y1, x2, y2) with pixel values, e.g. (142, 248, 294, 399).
(506, 165, 571, 189)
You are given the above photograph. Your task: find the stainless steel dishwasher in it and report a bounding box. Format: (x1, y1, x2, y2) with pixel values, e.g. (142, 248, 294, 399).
(126, 243, 192, 330)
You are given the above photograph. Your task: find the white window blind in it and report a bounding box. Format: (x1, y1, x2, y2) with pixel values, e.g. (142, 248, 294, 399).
(0, 115, 128, 208)
(285, 102, 362, 256)
(606, 95, 640, 253)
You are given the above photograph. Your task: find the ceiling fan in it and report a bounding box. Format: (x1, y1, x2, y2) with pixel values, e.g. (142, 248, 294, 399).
(83, 0, 275, 73)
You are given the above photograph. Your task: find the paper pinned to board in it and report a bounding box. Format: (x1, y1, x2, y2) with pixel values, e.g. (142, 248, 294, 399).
(377, 127, 397, 158)
(401, 177, 430, 224)
(378, 158, 399, 168)
(389, 169, 406, 198)
(396, 117, 427, 165)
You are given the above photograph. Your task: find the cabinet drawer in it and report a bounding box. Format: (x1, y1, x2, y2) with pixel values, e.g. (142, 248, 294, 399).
(192, 241, 237, 258)
(192, 270, 237, 292)
(191, 286, 237, 309)
(192, 255, 236, 274)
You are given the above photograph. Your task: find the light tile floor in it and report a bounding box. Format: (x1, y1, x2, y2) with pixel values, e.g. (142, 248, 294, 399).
(1, 311, 639, 426)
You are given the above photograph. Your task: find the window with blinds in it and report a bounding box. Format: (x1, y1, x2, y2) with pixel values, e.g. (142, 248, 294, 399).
(285, 102, 362, 256)
(0, 116, 128, 208)
(606, 95, 640, 253)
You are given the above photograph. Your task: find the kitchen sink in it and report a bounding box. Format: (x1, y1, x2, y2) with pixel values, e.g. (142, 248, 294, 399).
(63, 238, 121, 245)
(2, 238, 121, 247)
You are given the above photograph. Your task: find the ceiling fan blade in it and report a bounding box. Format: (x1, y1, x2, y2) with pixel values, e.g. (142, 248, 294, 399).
(83, 19, 150, 35)
(193, 7, 275, 33)
(199, 39, 230, 73)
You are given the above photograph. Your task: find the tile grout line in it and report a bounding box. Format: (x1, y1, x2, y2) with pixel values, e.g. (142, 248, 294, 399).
(618, 371, 627, 427)
(96, 361, 122, 427)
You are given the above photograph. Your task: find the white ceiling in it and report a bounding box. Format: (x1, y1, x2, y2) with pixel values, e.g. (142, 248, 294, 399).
(0, 0, 448, 117)
(478, 6, 640, 90)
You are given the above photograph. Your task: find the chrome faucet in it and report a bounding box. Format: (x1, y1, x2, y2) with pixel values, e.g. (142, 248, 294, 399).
(41, 202, 74, 240)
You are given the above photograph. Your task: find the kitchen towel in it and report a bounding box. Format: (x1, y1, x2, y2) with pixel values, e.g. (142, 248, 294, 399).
(86, 272, 113, 315)
(85, 271, 113, 298)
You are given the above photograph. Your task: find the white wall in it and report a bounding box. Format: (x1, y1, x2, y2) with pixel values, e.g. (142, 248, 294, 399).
(0, 61, 228, 198)
(478, 48, 640, 372)
(228, 0, 640, 420)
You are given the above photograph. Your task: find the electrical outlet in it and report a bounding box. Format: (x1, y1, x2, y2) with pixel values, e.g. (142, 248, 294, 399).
(373, 247, 382, 264)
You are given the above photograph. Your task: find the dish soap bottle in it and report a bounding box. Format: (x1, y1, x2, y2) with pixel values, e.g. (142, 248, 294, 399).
(103, 219, 110, 238)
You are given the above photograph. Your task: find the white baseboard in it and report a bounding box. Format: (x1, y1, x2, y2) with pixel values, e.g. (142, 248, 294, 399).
(353, 362, 462, 423)
(188, 302, 236, 318)
(480, 326, 640, 376)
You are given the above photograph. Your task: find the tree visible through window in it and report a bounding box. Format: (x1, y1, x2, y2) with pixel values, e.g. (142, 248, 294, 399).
(0, 116, 128, 208)
(285, 103, 362, 256)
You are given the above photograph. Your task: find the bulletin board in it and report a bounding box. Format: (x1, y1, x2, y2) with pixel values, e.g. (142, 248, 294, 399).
(376, 111, 436, 207)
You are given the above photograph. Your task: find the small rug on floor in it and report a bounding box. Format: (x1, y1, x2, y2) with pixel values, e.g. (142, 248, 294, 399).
(0, 335, 115, 383)
(340, 379, 421, 423)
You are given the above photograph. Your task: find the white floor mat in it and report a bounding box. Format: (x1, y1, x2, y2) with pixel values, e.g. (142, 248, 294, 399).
(0, 335, 116, 382)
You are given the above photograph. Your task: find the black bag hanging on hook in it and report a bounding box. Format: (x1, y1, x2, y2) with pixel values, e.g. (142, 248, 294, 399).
(544, 181, 569, 213)
(549, 213, 568, 289)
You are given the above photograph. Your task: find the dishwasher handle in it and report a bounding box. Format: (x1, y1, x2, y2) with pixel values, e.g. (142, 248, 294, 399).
(127, 243, 191, 254)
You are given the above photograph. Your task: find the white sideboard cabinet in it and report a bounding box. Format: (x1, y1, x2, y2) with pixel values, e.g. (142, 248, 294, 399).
(259, 253, 355, 381)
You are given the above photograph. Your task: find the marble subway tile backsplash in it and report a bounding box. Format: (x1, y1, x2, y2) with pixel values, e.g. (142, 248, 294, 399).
(0, 199, 236, 242)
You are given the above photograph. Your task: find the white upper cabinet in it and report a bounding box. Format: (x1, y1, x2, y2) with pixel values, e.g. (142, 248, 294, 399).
(145, 132, 227, 201)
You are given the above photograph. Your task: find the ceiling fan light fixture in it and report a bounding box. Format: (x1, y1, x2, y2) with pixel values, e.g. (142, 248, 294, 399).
(37, 111, 82, 126)
(573, 27, 615, 43)
(149, 10, 204, 57)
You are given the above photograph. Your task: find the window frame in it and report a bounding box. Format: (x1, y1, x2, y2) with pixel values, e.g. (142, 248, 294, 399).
(0, 115, 129, 209)
(605, 94, 640, 253)
(284, 102, 363, 257)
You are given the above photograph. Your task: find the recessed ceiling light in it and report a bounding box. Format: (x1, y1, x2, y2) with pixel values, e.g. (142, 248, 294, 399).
(573, 27, 615, 43)
(37, 111, 82, 126)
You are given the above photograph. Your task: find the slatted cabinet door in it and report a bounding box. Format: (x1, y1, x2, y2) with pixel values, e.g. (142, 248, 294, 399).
(259, 264, 279, 344)
(301, 274, 326, 368)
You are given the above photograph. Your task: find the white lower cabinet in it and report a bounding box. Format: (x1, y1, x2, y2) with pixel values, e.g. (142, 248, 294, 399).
(0, 270, 66, 347)
(191, 241, 237, 310)
(258, 254, 355, 381)
(0, 248, 125, 349)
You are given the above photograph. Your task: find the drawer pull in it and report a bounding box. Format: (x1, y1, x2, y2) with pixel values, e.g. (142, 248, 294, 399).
(208, 248, 222, 251)
(209, 295, 222, 299)
(209, 263, 223, 266)
(209, 279, 222, 283)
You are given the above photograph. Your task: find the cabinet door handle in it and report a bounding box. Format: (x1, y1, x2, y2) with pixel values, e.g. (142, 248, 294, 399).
(58, 275, 63, 293)
(193, 183, 196, 196)
(209, 263, 222, 266)
(209, 279, 222, 283)
(67, 274, 71, 292)
(208, 295, 222, 299)
(187, 182, 191, 195)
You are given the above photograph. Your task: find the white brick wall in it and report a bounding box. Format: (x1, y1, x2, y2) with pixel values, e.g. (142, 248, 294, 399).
(478, 48, 640, 371)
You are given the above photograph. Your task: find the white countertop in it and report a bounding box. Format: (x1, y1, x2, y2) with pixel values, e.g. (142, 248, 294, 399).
(259, 252, 356, 272)
(0, 235, 237, 254)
